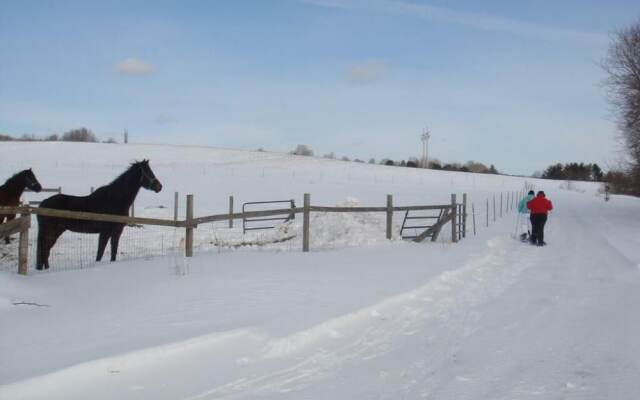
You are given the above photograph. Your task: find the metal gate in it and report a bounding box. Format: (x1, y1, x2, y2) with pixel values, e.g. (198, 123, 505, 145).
(242, 200, 296, 233)
(399, 208, 446, 240)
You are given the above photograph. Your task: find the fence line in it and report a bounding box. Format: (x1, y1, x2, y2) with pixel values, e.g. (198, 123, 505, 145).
(468, 186, 534, 237)
(2, 191, 478, 275)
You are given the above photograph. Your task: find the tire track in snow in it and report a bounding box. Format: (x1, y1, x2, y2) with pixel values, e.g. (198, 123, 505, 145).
(183, 236, 538, 399)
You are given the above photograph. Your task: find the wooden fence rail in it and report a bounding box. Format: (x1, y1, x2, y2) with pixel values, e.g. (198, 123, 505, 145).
(0, 206, 184, 228)
(194, 207, 304, 225)
(0, 215, 31, 238)
(24, 187, 62, 206)
(309, 204, 452, 213)
(25, 187, 62, 194)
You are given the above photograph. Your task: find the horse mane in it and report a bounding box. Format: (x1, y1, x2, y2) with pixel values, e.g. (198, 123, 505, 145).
(3, 170, 27, 187)
(108, 160, 148, 185)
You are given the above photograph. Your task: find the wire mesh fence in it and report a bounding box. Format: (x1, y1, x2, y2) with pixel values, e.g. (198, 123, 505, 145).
(0, 206, 184, 274)
(466, 185, 535, 238)
(1, 207, 418, 274)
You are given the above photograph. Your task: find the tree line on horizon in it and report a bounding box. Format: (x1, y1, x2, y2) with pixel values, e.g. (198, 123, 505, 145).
(289, 144, 500, 174)
(0, 127, 116, 144)
(538, 162, 604, 182)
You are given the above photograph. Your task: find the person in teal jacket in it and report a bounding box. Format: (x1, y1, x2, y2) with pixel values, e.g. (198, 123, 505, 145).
(515, 190, 535, 240)
(518, 191, 535, 213)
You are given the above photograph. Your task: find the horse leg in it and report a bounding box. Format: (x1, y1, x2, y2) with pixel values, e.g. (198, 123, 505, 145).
(96, 232, 110, 262)
(37, 224, 64, 270)
(36, 227, 45, 269)
(4, 214, 15, 244)
(109, 225, 125, 262)
(0, 215, 5, 245)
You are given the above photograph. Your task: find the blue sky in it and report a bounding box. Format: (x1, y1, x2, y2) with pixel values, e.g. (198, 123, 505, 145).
(1, 0, 639, 174)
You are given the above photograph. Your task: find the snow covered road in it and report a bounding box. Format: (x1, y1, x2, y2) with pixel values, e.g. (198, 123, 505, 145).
(3, 187, 640, 399)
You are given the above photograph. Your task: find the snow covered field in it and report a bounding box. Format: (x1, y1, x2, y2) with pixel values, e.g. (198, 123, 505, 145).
(2, 142, 640, 399)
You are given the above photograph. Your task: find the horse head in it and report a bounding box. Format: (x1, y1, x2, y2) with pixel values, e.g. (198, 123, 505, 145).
(137, 160, 162, 193)
(23, 168, 43, 192)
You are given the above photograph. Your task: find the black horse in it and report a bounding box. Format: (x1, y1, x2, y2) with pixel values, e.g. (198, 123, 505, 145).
(36, 160, 162, 270)
(0, 169, 43, 243)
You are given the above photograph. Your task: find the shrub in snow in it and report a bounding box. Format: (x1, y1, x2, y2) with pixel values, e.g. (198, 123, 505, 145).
(291, 144, 314, 156)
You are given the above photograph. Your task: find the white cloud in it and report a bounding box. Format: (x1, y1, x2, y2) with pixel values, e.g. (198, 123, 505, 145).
(347, 60, 388, 85)
(303, 0, 607, 46)
(115, 58, 155, 76)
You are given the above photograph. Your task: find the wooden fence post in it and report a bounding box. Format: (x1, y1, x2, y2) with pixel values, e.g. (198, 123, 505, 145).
(303, 193, 310, 252)
(130, 201, 135, 218)
(451, 194, 457, 242)
(229, 195, 234, 228)
(472, 203, 476, 236)
(18, 214, 30, 275)
(486, 198, 489, 227)
(174, 191, 179, 222)
(185, 194, 194, 257)
(462, 193, 467, 239)
(386, 194, 393, 240)
(493, 195, 496, 222)
(459, 204, 463, 241)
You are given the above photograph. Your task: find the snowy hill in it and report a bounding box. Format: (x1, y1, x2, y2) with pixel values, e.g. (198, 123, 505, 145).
(2, 142, 640, 399)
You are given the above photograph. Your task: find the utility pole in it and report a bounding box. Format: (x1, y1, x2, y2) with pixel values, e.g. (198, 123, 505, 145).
(421, 127, 431, 168)
(124, 129, 129, 144)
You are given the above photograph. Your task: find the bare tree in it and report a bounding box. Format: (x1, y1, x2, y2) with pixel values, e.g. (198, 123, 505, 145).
(465, 160, 490, 173)
(290, 144, 314, 156)
(603, 18, 640, 194)
(61, 127, 98, 142)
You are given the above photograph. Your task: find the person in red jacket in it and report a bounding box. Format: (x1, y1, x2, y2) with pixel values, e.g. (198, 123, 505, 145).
(526, 190, 553, 246)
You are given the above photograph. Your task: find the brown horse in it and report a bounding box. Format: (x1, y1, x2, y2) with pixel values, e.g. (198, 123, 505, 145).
(37, 160, 162, 270)
(0, 169, 43, 243)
